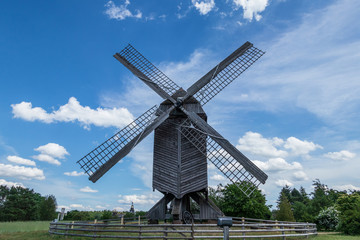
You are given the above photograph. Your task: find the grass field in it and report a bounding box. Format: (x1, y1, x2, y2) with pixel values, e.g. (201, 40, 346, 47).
(1, 222, 360, 239)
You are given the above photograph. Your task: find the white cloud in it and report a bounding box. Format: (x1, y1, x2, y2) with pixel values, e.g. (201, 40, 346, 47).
(237, 132, 321, 158)
(333, 184, 360, 192)
(80, 186, 98, 193)
(11, 97, 134, 129)
(118, 193, 159, 205)
(70, 204, 84, 209)
(95, 205, 106, 209)
(34, 143, 69, 159)
(104, 0, 142, 20)
(32, 154, 61, 166)
(7, 155, 36, 166)
(233, 0, 268, 21)
(275, 179, 293, 187)
(192, 0, 215, 15)
(237, 131, 287, 158)
(292, 171, 309, 181)
(284, 137, 323, 156)
(224, 0, 360, 128)
(324, 150, 356, 161)
(0, 163, 45, 180)
(210, 173, 226, 181)
(57, 205, 70, 212)
(114, 206, 125, 211)
(0, 179, 24, 188)
(252, 158, 302, 172)
(64, 171, 85, 177)
(32, 143, 69, 166)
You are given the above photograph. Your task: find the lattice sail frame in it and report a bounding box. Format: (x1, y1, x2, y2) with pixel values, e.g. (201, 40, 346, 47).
(194, 46, 265, 106)
(117, 44, 181, 97)
(77, 105, 158, 177)
(180, 119, 261, 197)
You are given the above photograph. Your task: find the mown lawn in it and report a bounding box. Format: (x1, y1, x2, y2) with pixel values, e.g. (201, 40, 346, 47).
(1, 222, 359, 239)
(0, 221, 50, 233)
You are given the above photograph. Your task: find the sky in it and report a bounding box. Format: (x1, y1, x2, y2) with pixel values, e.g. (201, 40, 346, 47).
(1, 0, 359, 213)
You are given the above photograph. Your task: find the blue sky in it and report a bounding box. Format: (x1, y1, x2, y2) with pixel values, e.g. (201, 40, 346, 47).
(1, 0, 359, 212)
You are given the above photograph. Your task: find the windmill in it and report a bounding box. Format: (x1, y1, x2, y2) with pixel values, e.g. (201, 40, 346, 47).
(77, 41, 268, 223)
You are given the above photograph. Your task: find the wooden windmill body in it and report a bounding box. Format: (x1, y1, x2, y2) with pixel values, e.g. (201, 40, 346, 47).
(77, 42, 268, 223)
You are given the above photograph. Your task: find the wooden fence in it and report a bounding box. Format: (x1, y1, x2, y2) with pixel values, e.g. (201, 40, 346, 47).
(49, 217, 317, 239)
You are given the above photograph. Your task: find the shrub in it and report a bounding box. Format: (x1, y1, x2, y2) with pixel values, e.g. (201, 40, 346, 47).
(336, 194, 360, 235)
(316, 206, 339, 231)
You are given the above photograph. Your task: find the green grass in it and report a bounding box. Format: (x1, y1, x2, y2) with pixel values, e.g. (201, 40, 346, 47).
(1, 221, 360, 239)
(315, 233, 360, 240)
(0, 221, 51, 233)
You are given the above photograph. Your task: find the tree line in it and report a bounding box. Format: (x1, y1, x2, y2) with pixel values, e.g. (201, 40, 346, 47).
(1, 179, 359, 235)
(209, 179, 360, 235)
(0, 185, 57, 221)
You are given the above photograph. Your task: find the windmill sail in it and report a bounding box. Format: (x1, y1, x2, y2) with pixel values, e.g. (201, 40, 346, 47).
(185, 42, 265, 106)
(180, 110, 267, 196)
(114, 44, 180, 103)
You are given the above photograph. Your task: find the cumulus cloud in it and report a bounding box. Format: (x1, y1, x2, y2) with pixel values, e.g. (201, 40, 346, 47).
(210, 173, 226, 181)
(333, 184, 360, 192)
(0, 163, 45, 180)
(34, 143, 69, 159)
(105, 0, 142, 20)
(80, 186, 98, 193)
(70, 204, 84, 209)
(233, 0, 268, 21)
(7, 155, 36, 166)
(32, 154, 60, 166)
(11, 97, 134, 129)
(237, 132, 321, 158)
(284, 137, 322, 155)
(252, 158, 302, 172)
(237, 132, 287, 158)
(293, 171, 309, 181)
(33, 143, 69, 166)
(0, 179, 24, 188)
(324, 150, 356, 161)
(118, 193, 159, 205)
(64, 171, 85, 177)
(192, 0, 215, 15)
(275, 179, 293, 187)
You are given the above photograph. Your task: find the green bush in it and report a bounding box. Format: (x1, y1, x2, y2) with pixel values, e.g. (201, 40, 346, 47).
(336, 193, 360, 235)
(316, 206, 339, 230)
(101, 210, 113, 220)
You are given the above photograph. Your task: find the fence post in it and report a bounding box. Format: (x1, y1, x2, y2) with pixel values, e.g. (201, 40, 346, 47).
(242, 217, 245, 240)
(306, 222, 309, 239)
(71, 221, 74, 229)
(93, 219, 97, 240)
(281, 224, 285, 240)
(164, 225, 168, 240)
(191, 222, 195, 240)
(138, 215, 141, 225)
(65, 223, 69, 239)
(139, 225, 142, 240)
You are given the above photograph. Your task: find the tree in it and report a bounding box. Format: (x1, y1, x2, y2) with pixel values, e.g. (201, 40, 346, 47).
(310, 179, 332, 215)
(316, 206, 339, 231)
(101, 210, 113, 220)
(290, 188, 303, 204)
(40, 195, 57, 220)
(0, 186, 42, 221)
(299, 186, 310, 205)
(209, 182, 271, 219)
(276, 192, 295, 222)
(336, 193, 360, 235)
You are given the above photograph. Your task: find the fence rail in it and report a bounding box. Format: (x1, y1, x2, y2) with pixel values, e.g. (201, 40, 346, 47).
(49, 217, 317, 239)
